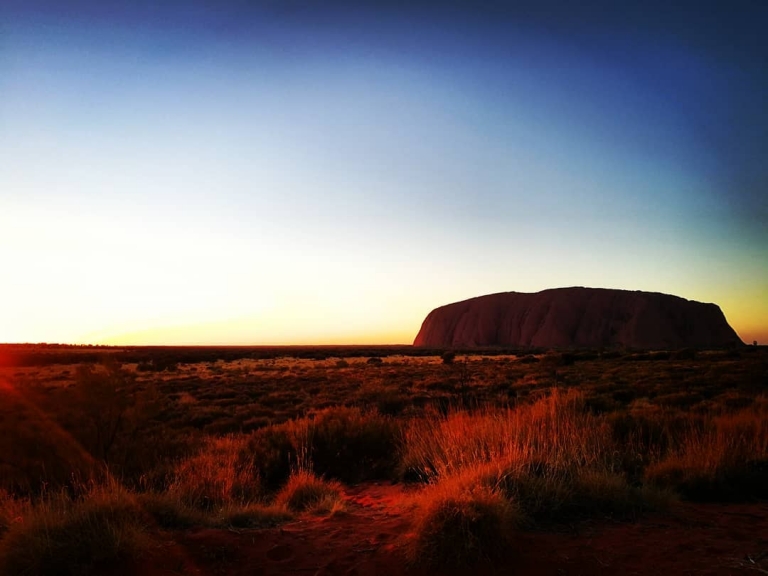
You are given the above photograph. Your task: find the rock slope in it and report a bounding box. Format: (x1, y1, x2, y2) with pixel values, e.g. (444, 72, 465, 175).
(413, 287, 742, 348)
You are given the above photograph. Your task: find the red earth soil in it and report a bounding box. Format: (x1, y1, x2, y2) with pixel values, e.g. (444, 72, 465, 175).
(135, 483, 768, 576)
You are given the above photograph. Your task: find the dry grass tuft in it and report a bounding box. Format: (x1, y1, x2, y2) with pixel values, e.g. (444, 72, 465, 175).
(401, 390, 609, 482)
(408, 479, 518, 568)
(645, 402, 768, 501)
(0, 482, 152, 576)
(275, 469, 343, 513)
(168, 435, 260, 509)
(402, 390, 675, 525)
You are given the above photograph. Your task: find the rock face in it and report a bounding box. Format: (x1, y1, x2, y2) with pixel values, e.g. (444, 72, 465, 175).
(413, 287, 743, 349)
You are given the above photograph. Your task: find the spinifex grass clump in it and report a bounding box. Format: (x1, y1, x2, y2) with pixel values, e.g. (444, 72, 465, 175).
(408, 478, 519, 568)
(166, 406, 394, 516)
(275, 469, 344, 513)
(168, 435, 260, 510)
(0, 482, 152, 576)
(401, 390, 611, 483)
(645, 399, 768, 501)
(402, 390, 672, 529)
(241, 406, 399, 491)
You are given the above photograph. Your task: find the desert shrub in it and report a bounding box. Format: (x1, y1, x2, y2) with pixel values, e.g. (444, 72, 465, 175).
(168, 435, 260, 510)
(645, 403, 768, 501)
(400, 390, 611, 482)
(372, 390, 409, 416)
(453, 462, 674, 526)
(215, 407, 401, 493)
(69, 362, 139, 465)
(356, 387, 409, 416)
(0, 388, 98, 495)
(245, 425, 298, 491)
(0, 483, 152, 576)
(441, 351, 457, 365)
(53, 361, 180, 487)
(366, 356, 383, 365)
(291, 406, 400, 483)
(401, 391, 675, 525)
(408, 480, 518, 568)
(275, 469, 343, 513)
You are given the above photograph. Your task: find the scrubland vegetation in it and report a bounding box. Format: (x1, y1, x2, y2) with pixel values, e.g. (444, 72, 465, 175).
(0, 344, 766, 573)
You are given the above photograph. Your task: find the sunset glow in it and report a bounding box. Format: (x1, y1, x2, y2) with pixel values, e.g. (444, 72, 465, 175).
(2, 1, 766, 345)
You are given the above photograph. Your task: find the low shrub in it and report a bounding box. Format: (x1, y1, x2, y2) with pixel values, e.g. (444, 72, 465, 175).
(244, 425, 297, 491)
(0, 483, 152, 576)
(275, 470, 343, 513)
(644, 404, 768, 501)
(168, 436, 260, 509)
(408, 480, 518, 568)
(297, 406, 400, 483)
(400, 390, 610, 482)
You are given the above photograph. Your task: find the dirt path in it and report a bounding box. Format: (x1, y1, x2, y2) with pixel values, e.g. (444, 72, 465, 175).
(142, 483, 768, 576)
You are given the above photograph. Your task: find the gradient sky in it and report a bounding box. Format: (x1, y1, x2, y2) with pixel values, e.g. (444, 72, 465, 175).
(1, 0, 767, 345)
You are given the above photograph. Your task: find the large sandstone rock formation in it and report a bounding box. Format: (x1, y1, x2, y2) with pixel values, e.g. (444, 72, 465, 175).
(413, 287, 742, 349)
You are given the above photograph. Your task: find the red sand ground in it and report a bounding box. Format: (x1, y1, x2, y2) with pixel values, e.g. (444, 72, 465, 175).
(137, 484, 768, 576)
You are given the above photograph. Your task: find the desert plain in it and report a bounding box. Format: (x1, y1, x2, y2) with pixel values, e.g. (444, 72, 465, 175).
(1, 343, 766, 575)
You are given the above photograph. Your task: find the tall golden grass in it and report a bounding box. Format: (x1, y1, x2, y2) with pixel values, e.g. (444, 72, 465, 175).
(645, 398, 768, 500)
(401, 390, 612, 481)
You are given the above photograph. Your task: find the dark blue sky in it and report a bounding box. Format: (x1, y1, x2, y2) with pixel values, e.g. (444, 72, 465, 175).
(2, 0, 766, 343)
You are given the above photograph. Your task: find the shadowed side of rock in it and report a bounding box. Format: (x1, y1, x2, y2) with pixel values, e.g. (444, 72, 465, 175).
(413, 287, 743, 349)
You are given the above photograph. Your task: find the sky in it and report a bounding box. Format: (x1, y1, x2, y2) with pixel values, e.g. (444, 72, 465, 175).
(1, 0, 766, 345)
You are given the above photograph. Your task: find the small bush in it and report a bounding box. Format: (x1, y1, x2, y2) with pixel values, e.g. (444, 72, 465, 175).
(0, 484, 152, 576)
(644, 405, 768, 501)
(275, 470, 343, 513)
(295, 406, 400, 483)
(246, 425, 298, 491)
(408, 481, 518, 568)
(168, 436, 260, 509)
(441, 351, 457, 365)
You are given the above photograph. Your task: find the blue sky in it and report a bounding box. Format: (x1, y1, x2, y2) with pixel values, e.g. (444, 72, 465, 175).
(1, 1, 766, 344)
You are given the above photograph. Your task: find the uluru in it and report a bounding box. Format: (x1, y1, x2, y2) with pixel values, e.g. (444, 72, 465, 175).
(413, 287, 743, 349)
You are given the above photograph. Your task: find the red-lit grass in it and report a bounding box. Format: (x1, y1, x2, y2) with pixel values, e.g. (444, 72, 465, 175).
(645, 398, 768, 501)
(275, 469, 344, 513)
(401, 390, 611, 483)
(402, 391, 675, 526)
(1, 347, 767, 574)
(407, 477, 519, 568)
(167, 435, 261, 510)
